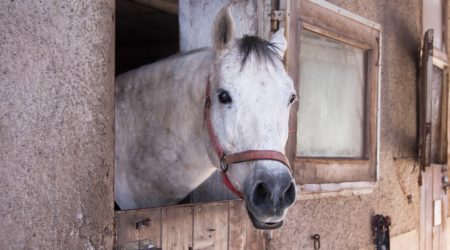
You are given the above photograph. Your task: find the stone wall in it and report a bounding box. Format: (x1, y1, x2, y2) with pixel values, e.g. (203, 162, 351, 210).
(0, 1, 115, 249)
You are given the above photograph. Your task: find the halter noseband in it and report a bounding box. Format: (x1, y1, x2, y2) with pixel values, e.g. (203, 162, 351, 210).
(204, 79, 291, 198)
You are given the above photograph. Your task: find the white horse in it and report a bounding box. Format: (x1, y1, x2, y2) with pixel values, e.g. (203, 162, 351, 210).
(115, 6, 297, 229)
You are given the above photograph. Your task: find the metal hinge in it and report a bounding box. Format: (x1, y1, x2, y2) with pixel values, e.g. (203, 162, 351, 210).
(270, 10, 286, 31)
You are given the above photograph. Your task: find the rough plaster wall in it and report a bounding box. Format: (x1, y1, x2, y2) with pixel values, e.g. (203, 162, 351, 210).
(269, 0, 422, 249)
(0, 1, 115, 249)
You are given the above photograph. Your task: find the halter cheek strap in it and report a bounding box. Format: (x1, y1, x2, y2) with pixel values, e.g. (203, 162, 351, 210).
(204, 79, 291, 198)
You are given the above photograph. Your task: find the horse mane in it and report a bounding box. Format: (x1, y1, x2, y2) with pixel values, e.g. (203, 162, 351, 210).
(168, 36, 279, 69)
(238, 35, 280, 68)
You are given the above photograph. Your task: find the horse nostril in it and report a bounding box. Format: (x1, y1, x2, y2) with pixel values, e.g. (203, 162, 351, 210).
(282, 182, 296, 208)
(252, 182, 270, 206)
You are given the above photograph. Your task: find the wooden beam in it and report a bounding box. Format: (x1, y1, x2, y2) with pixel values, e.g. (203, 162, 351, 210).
(131, 0, 178, 15)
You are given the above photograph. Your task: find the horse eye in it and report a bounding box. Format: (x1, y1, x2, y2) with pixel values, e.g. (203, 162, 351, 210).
(289, 94, 297, 105)
(218, 90, 232, 104)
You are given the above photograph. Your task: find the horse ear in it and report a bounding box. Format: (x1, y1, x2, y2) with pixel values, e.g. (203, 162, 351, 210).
(212, 6, 235, 52)
(269, 28, 287, 58)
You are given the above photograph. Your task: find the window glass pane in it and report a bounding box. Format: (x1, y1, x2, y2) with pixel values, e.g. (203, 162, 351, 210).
(296, 30, 366, 158)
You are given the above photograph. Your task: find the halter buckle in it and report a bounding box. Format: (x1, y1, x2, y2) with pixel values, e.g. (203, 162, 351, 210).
(220, 155, 228, 172)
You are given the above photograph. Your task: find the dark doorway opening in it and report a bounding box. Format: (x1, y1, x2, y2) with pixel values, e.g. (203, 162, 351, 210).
(116, 0, 179, 75)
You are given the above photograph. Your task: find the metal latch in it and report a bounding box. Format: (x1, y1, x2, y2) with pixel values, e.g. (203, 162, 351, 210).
(442, 165, 450, 193)
(270, 10, 286, 31)
(443, 175, 450, 193)
(372, 215, 391, 250)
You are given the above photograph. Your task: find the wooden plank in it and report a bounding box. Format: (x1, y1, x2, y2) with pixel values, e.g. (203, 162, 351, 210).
(426, 169, 433, 250)
(117, 0, 159, 16)
(432, 165, 443, 250)
(285, 1, 300, 165)
(420, 168, 434, 250)
(295, 157, 369, 164)
(367, 47, 381, 181)
(229, 200, 269, 250)
(439, 68, 448, 163)
(115, 200, 285, 249)
(115, 208, 162, 247)
(130, 0, 178, 15)
(299, 0, 378, 48)
(246, 226, 268, 250)
(193, 203, 228, 250)
(433, 48, 449, 64)
(441, 177, 448, 250)
(245, 210, 268, 250)
(420, 170, 427, 250)
(431, 67, 444, 163)
(161, 206, 193, 250)
(294, 159, 373, 184)
(301, 22, 372, 49)
(256, 0, 272, 40)
(419, 30, 434, 169)
(228, 201, 248, 250)
(278, 0, 289, 31)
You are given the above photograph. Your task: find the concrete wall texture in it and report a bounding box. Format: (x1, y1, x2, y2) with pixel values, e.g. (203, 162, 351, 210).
(271, 0, 424, 249)
(0, 1, 115, 249)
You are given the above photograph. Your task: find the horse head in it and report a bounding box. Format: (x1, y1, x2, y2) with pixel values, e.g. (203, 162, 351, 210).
(207, 7, 297, 229)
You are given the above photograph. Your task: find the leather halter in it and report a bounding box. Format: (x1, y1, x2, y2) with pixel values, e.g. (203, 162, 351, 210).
(204, 79, 291, 198)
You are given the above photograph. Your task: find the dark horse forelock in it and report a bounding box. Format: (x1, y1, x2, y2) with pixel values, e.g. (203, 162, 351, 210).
(238, 35, 281, 68)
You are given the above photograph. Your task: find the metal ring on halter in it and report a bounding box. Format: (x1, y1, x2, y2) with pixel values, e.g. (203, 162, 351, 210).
(219, 155, 228, 172)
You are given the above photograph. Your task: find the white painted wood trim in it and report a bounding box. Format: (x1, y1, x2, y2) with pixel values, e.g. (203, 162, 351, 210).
(433, 56, 449, 69)
(432, 47, 448, 69)
(376, 30, 382, 182)
(307, 0, 382, 30)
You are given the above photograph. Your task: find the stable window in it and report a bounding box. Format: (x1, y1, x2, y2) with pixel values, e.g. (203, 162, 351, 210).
(297, 30, 366, 158)
(287, 0, 381, 189)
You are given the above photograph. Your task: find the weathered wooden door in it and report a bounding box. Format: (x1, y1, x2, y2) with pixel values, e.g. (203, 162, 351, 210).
(419, 29, 449, 250)
(115, 200, 271, 249)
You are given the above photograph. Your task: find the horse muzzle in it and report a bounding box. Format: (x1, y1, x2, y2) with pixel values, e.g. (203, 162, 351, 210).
(244, 167, 296, 230)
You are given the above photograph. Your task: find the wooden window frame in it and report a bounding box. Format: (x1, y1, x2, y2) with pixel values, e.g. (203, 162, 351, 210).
(286, 0, 382, 193)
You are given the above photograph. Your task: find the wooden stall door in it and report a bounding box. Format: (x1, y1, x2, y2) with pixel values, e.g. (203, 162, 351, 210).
(419, 29, 449, 250)
(115, 201, 271, 250)
(420, 165, 448, 250)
